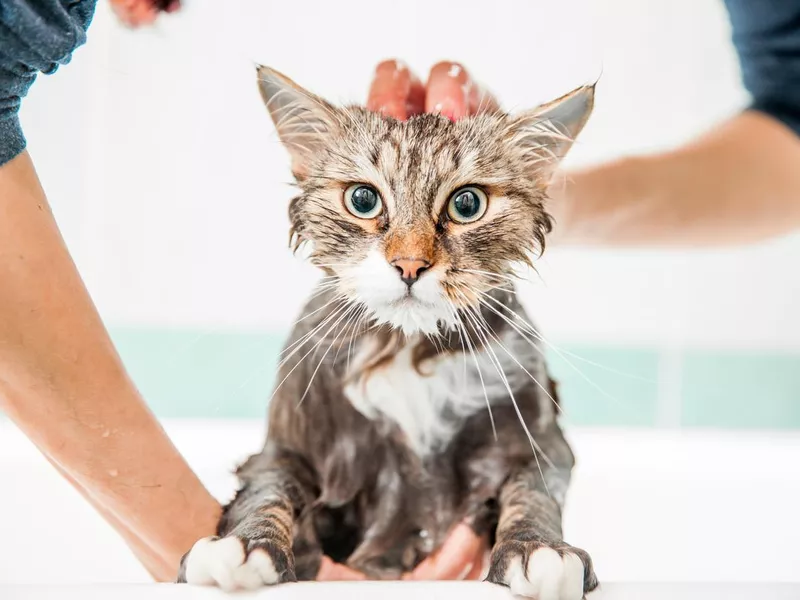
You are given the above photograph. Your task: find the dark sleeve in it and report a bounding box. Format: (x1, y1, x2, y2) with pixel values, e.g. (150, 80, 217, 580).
(0, 0, 98, 166)
(723, 0, 800, 136)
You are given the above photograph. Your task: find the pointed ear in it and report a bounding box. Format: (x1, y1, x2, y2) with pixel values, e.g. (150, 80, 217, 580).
(510, 83, 595, 181)
(256, 66, 338, 179)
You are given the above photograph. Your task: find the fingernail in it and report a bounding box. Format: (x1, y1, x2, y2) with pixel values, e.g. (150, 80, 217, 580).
(431, 102, 456, 121)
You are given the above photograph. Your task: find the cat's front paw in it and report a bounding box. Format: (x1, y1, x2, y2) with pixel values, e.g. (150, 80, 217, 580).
(177, 535, 296, 590)
(486, 539, 597, 599)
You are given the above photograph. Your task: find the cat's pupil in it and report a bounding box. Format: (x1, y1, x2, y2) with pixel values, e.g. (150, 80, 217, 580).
(453, 190, 480, 218)
(351, 186, 378, 214)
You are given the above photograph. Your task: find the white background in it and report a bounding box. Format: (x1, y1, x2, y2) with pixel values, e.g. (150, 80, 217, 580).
(19, 0, 800, 351)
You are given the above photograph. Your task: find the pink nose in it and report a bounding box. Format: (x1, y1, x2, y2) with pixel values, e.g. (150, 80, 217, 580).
(391, 258, 431, 287)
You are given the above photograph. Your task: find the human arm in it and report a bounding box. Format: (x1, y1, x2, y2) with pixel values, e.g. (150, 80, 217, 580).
(549, 110, 800, 247)
(0, 151, 222, 581)
(0, 0, 221, 581)
(549, 0, 800, 247)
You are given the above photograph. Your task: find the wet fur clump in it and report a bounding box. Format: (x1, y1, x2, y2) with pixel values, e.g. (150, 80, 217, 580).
(177, 65, 599, 598)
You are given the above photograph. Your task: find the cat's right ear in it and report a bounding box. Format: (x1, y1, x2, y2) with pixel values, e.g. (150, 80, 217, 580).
(256, 66, 338, 180)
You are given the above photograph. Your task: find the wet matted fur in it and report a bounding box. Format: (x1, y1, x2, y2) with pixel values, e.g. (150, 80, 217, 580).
(178, 65, 599, 599)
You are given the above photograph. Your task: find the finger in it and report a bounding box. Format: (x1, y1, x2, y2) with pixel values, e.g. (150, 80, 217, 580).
(425, 61, 470, 121)
(463, 554, 486, 580)
(407, 524, 483, 580)
(316, 556, 367, 581)
(425, 61, 499, 120)
(366, 59, 425, 120)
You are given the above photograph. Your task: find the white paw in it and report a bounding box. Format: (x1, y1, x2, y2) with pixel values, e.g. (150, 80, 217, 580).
(183, 536, 280, 590)
(505, 548, 584, 600)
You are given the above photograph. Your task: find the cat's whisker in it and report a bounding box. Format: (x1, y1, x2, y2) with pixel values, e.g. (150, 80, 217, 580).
(270, 300, 357, 405)
(480, 282, 518, 295)
(291, 292, 347, 328)
(277, 298, 352, 366)
(333, 303, 366, 366)
(454, 290, 553, 460)
(279, 297, 344, 359)
(449, 298, 497, 441)
(296, 302, 361, 409)
(311, 263, 354, 269)
(346, 305, 370, 375)
(456, 297, 554, 492)
(458, 268, 521, 283)
(466, 292, 562, 415)
(303, 285, 341, 305)
(477, 290, 631, 406)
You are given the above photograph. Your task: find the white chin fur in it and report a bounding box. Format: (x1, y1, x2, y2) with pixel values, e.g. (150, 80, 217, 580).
(349, 248, 457, 336)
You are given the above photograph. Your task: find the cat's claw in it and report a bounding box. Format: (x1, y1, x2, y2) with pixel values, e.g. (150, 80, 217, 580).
(487, 541, 597, 600)
(179, 535, 295, 590)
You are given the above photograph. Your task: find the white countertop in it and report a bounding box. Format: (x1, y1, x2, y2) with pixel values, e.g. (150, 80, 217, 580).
(4, 582, 800, 600)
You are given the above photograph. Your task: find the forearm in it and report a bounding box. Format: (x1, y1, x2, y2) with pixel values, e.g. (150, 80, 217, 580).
(550, 111, 800, 247)
(0, 151, 220, 580)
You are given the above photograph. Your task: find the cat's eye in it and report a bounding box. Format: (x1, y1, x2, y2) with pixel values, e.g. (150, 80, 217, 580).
(344, 184, 383, 219)
(447, 187, 488, 224)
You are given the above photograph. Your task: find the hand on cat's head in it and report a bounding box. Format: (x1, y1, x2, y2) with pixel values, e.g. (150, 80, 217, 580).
(365, 60, 499, 122)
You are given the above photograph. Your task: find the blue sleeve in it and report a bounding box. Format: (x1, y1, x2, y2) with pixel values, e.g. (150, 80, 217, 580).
(0, 0, 98, 166)
(723, 0, 800, 136)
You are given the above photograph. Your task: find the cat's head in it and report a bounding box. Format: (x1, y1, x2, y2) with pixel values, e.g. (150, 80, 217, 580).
(257, 66, 593, 337)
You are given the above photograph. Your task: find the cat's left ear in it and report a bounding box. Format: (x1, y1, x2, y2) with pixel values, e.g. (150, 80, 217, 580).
(256, 65, 339, 180)
(510, 83, 595, 182)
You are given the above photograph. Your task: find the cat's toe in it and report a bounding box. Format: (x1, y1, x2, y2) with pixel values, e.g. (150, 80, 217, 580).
(487, 541, 597, 600)
(181, 535, 292, 590)
(508, 548, 583, 600)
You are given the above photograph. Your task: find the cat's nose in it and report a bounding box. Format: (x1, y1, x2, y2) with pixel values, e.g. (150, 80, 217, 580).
(391, 258, 431, 287)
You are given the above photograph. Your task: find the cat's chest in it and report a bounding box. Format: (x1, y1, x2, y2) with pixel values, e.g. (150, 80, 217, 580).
(342, 335, 503, 456)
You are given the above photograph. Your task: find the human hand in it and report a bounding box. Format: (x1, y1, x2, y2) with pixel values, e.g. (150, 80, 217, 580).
(316, 555, 367, 581)
(404, 523, 488, 581)
(315, 523, 488, 582)
(366, 59, 498, 121)
(109, 0, 181, 27)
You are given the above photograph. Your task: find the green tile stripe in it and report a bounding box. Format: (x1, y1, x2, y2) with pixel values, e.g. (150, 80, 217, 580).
(61, 328, 800, 429)
(546, 346, 659, 427)
(110, 328, 284, 419)
(108, 328, 659, 425)
(681, 351, 800, 428)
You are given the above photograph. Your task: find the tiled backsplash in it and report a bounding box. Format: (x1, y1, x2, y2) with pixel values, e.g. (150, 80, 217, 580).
(109, 328, 800, 428)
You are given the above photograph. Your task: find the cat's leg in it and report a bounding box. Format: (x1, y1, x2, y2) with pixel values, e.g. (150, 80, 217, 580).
(177, 451, 316, 589)
(486, 464, 598, 599)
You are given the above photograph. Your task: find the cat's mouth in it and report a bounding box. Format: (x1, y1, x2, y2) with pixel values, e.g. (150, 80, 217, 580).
(389, 291, 435, 309)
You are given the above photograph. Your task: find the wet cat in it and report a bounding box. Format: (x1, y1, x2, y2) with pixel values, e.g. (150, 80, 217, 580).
(178, 65, 598, 599)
